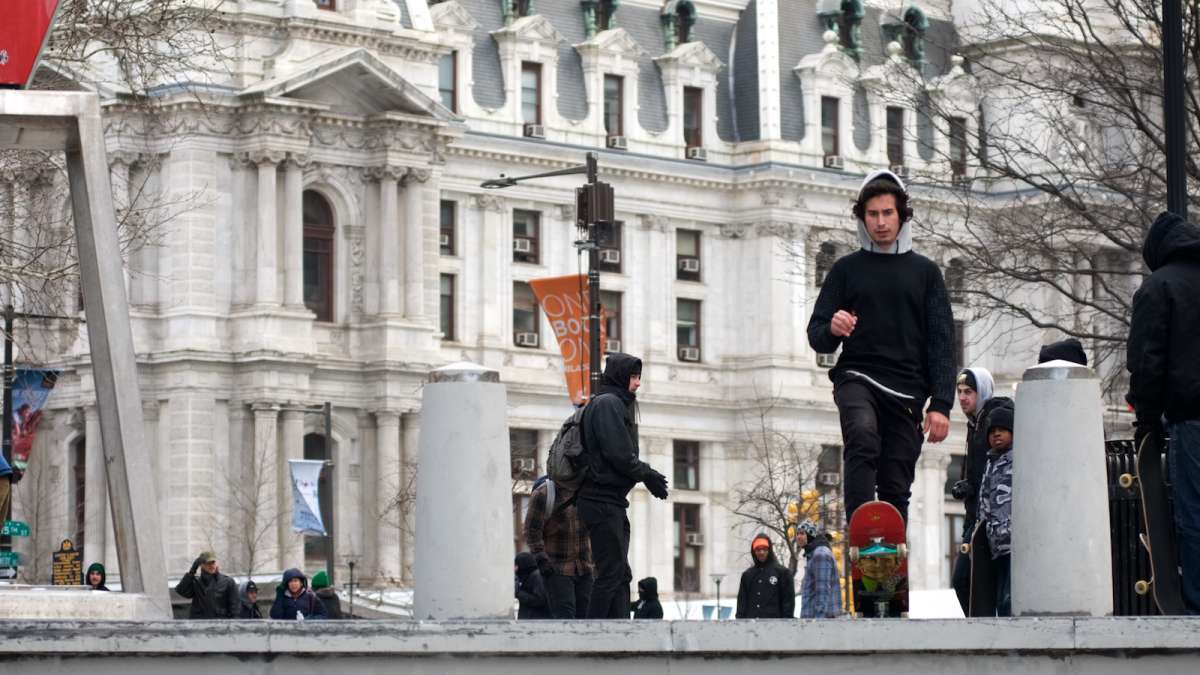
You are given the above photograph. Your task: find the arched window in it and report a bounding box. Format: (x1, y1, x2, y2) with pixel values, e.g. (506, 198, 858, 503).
(303, 191, 335, 322)
(661, 0, 696, 49)
(815, 242, 838, 286)
(303, 433, 334, 567)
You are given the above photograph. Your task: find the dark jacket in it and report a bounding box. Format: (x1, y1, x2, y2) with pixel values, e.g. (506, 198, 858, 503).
(315, 588, 343, 619)
(807, 249, 957, 417)
(270, 568, 328, 620)
(514, 552, 551, 619)
(962, 396, 1013, 542)
(175, 566, 239, 619)
(631, 577, 664, 619)
(735, 534, 795, 619)
(85, 562, 110, 591)
(578, 353, 653, 507)
(1127, 212, 1200, 425)
(1038, 338, 1088, 366)
(238, 581, 263, 619)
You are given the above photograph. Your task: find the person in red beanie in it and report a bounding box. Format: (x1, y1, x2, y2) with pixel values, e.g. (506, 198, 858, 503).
(735, 533, 794, 618)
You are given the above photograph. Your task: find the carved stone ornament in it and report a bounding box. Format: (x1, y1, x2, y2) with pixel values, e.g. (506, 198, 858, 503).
(404, 167, 433, 184)
(241, 150, 287, 167)
(720, 222, 749, 239)
(366, 165, 409, 183)
(638, 213, 670, 232)
(755, 221, 798, 239)
(473, 194, 506, 212)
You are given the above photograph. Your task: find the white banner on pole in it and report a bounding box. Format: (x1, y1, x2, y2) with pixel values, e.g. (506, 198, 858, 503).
(289, 459, 327, 536)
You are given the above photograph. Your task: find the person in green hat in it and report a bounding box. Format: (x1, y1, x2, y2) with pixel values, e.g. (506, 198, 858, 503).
(310, 569, 342, 619)
(85, 562, 109, 591)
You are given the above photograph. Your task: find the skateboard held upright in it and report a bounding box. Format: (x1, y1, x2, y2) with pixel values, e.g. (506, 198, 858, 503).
(847, 501, 908, 618)
(1125, 431, 1185, 615)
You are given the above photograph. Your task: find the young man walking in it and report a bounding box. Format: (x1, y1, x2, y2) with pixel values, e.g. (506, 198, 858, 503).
(577, 352, 669, 618)
(807, 170, 956, 525)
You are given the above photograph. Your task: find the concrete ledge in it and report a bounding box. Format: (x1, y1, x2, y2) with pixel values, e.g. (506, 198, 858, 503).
(0, 589, 164, 621)
(1, 618, 1199, 656)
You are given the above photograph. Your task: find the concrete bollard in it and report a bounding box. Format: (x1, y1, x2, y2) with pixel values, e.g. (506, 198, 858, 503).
(414, 362, 513, 619)
(1011, 361, 1112, 616)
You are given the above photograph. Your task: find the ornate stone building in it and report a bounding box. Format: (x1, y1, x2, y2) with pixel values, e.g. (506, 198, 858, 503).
(9, 0, 1022, 598)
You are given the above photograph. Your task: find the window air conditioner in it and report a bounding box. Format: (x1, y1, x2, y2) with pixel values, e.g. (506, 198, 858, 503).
(678, 346, 700, 362)
(607, 135, 627, 150)
(523, 123, 545, 139)
(678, 257, 701, 273)
(685, 532, 705, 546)
(514, 331, 540, 347)
(686, 146, 707, 161)
(824, 154, 844, 169)
(817, 472, 840, 487)
(604, 338, 622, 353)
(816, 352, 838, 368)
(439, 233, 451, 248)
(513, 238, 533, 253)
(599, 249, 621, 265)
(889, 164, 910, 179)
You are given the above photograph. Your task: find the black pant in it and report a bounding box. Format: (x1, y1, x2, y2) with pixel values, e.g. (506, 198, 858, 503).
(834, 380, 924, 523)
(577, 498, 631, 619)
(545, 573, 594, 619)
(951, 549, 970, 615)
(994, 554, 1012, 617)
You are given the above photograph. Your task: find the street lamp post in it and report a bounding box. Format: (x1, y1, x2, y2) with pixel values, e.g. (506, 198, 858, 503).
(710, 573, 726, 620)
(482, 153, 613, 398)
(1162, 0, 1188, 219)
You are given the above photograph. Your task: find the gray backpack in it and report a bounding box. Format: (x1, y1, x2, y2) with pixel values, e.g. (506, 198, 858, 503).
(546, 405, 588, 492)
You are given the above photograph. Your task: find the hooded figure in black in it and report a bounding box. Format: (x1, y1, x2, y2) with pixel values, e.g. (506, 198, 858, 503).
(1127, 211, 1200, 613)
(238, 580, 263, 619)
(85, 562, 109, 591)
(631, 577, 663, 619)
(735, 533, 795, 619)
(576, 353, 669, 618)
(514, 552, 551, 619)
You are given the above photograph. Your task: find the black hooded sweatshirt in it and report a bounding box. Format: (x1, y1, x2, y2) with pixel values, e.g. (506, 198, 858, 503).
(578, 353, 653, 507)
(85, 562, 110, 591)
(735, 534, 795, 619)
(631, 577, 663, 619)
(1127, 213, 1200, 425)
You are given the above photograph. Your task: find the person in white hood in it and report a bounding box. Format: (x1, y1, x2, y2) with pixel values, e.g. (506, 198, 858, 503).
(806, 170, 956, 527)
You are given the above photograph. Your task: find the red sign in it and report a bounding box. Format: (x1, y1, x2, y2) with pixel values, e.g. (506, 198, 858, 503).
(0, 1, 63, 88)
(528, 275, 606, 405)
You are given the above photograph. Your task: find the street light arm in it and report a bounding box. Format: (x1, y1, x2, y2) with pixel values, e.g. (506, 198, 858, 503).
(480, 163, 589, 188)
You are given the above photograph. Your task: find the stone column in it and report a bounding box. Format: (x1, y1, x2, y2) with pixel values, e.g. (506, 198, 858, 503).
(911, 444, 950, 591)
(283, 153, 309, 309)
(375, 410, 402, 581)
(401, 413, 419, 583)
(82, 406, 107, 571)
(369, 166, 405, 316)
(108, 153, 134, 298)
(250, 151, 284, 307)
(639, 215, 672, 360)
(1012, 362, 1112, 616)
(403, 169, 430, 320)
(473, 195, 507, 348)
(279, 409, 306, 567)
(251, 403, 280, 571)
(414, 363, 511, 619)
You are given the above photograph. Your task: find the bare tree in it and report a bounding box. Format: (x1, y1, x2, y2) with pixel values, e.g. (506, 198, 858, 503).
(866, 0, 1195, 398)
(726, 397, 843, 575)
(12, 451, 68, 584)
(219, 427, 281, 578)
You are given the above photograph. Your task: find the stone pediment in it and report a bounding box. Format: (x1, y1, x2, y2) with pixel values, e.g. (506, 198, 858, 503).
(430, 0, 479, 32)
(927, 55, 979, 105)
(576, 28, 647, 58)
(860, 42, 920, 96)
(654, 40, 724, 72)
(795, 33, 858, 84)
(491, 14, 564, 48)
(240, 49, 455, 121)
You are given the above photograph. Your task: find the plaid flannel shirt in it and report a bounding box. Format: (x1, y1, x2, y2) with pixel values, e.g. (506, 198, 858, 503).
(800, 544, 842, 618)
(523, 483, 592, 577)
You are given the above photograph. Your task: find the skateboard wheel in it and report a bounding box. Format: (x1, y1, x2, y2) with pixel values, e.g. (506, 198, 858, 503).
(1134, 580, 1150, 596)
(960, 543, 970, 555)
(849, 546, 859, 562)
(1118, 473, 1135, 489)
(897, 543, 908, 559)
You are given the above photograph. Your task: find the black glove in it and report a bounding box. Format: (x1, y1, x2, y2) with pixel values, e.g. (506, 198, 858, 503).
(643, 469, 669, 500)
(534, 552, 554, 577)
(1134, 419, 1164, 450)
(950, 479, 973, 501)
(8, 468, 22, 485)
(190, 555, 205, 574)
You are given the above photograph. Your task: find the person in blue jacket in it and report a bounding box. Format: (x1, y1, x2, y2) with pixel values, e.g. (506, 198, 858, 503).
(270, 568, 328, 620)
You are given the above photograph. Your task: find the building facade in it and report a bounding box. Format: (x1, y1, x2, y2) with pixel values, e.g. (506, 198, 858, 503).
(7, 0, 1051, 597)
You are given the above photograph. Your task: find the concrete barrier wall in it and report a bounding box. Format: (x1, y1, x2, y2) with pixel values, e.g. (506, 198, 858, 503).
(1, 619, 1198, 674)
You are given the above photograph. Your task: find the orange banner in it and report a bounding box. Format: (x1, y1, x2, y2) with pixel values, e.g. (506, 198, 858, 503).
(529, 275, 606, 405)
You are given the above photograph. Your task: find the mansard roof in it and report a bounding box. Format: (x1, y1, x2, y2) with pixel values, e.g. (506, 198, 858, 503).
(240, 48, 456, 122)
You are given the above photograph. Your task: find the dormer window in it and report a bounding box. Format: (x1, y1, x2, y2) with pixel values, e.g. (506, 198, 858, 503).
(886, 107, 905, 166)
(821, 96, 840, 157)
(521, 62, 542, 125)
(661, 0, 697, 50)
(683, 86, 703, 148)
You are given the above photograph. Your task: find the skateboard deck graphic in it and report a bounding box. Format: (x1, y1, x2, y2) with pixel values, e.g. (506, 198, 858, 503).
(848, 501, 908, 617)
(1131, 432, 1185, 615)
(967, 522, 996, 617)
